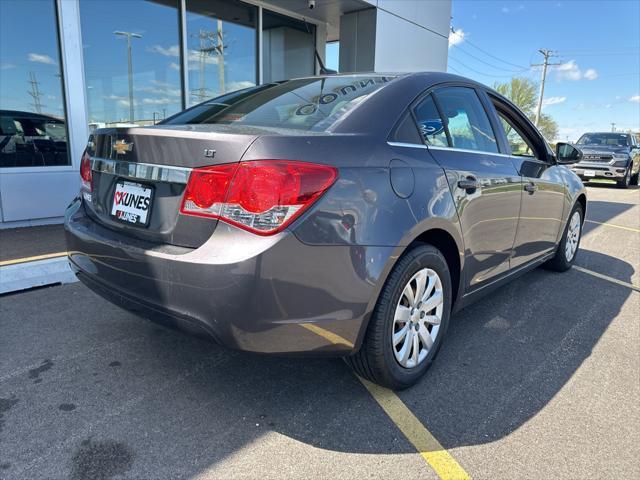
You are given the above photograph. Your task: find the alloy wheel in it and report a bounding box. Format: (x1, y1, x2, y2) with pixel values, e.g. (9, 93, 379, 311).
(565, 211, 581, 262)
(392, 268, 444, 369)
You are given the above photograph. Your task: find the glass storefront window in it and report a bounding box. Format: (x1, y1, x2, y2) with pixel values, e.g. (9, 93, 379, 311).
(0, 0, 70, 167)
(185, 0, 257, 106)
(262, 10, 316, 83)
(79, 0, 182, 130)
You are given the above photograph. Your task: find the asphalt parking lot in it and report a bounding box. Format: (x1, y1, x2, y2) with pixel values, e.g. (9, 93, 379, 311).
(1, 183, 639, 480)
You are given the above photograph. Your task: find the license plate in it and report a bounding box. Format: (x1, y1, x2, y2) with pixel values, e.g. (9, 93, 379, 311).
(111, 180, 153, 226)
(583, 170, 596, 177)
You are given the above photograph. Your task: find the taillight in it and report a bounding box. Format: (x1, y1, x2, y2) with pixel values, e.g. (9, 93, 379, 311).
(80, 151, 92, 192)
(180, 160, 337, 235)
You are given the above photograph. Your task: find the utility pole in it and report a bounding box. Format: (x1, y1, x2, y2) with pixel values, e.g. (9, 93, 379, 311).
(532, 49, 561, 127)
(27, 71, 44, 114)
(610, 122, 616, 132)
(191, 24, 225, 102)
(114, 31, 142, 124)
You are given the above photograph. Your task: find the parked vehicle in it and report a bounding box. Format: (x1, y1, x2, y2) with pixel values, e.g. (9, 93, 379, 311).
(0, 110, 68, 167)
(65, 73, 587, 389)
(570, 132, 640, 188)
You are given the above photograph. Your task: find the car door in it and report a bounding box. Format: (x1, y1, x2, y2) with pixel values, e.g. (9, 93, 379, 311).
(412, 86, 522, 292)
(487, 93, 566, 268)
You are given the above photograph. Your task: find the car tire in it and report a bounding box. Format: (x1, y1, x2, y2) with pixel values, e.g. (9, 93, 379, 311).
(630, 167, 639, 186)
(543, 202, 583, 272)
(345, 244, 452, 390)
(617, 167, 631, 189)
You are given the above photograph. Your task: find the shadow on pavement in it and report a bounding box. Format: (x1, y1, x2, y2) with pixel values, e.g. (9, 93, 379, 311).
(59, 251, 635, 476)
(0, 251, 634, 479)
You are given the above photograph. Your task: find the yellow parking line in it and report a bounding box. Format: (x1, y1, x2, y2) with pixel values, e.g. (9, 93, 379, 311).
(300, 323, 354, 348)
(584, 220, 640, 233)
(359, 377, 470, 480)
(573, 265, 640, 292)
(0, 252, 67, 267)
(300, 323, 469, 479)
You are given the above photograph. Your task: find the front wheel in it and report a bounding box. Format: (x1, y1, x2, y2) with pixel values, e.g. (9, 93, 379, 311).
(543, 203, 583, 272)
(617, 167, 631, 189)
(345, 244, 452, 390)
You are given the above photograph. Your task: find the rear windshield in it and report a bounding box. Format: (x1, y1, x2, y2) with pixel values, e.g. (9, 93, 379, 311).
(162, 76, 395, 131)
(577, 133, 629, 147)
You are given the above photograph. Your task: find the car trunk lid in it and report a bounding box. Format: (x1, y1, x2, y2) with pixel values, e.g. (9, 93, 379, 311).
(84, 125, 264, 248)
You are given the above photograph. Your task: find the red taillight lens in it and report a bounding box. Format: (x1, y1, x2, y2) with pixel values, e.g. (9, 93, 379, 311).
(80, 151, 92, 192)
(180, 160, 337, 235)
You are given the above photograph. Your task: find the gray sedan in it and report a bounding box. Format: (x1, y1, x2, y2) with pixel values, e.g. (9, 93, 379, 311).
(65, 73, 587, 389)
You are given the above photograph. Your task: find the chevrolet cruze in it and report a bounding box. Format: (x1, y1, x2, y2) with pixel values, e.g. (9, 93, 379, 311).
(65, 73, 587, 389)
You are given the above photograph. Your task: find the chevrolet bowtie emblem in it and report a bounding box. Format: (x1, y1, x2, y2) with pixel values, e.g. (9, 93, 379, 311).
(112, 139, 133, 155)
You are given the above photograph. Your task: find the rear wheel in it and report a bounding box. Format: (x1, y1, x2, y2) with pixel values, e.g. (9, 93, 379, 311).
(543, 203, 583, 272)
(346, 244, 452, 390)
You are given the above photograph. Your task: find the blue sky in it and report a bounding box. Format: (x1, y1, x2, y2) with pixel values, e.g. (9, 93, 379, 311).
(2, 0, 637, 138)
(328, 0, 640, 141)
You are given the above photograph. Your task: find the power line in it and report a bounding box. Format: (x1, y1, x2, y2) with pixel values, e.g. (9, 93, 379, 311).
(451, 27, 529, 70)
(448, 56, 525, 79)
(450, 43, 530, 73)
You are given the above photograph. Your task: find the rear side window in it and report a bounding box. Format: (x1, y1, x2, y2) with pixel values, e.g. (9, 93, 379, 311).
(412, 94, 448, 147)
(390, 111, 423, 144)
(430, 87, 499, 154)
(164, 76, 395, 132)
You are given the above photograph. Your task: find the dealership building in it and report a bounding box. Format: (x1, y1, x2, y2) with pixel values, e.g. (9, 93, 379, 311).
(0, 0, 450, 227)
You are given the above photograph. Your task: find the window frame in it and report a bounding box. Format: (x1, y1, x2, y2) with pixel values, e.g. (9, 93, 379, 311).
(486, 91, 554, 163)
(407, 82, 506, 156)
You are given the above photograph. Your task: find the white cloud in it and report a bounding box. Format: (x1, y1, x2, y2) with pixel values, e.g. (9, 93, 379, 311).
(142, 97, 174, 105)
(137, 84, 181, 97)
(149, 44, 219, 68)
(226, 81, 255, 92)
(584, 68, 598, 80)
(0, 63, 15, 70)
(103, 94, 134, 107)
(502, 4, 524, 14)
(449, 29, 466, 48)
(27, 53, 56, 65)
(542, 96, 566, 108)
(148, 44, 180, 57)
(555, 60, 598, 82)
(630, 95, 640, 103)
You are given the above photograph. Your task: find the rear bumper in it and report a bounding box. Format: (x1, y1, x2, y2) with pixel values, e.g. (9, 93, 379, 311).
(65, 198, 393, 356)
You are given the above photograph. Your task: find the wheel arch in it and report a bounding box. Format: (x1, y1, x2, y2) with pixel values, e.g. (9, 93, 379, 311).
(576, 193, 587, 222)
(352, 225, 465, 352)
(408, 228, 462, 307)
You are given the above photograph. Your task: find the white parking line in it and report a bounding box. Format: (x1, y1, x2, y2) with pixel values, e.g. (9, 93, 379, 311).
(573, 265, 640, 292)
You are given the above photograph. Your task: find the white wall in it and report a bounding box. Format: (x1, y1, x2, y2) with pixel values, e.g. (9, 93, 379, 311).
(374, 8, 449, 72)
(376, 0, 451, 37)
(339, 0, 450, 73)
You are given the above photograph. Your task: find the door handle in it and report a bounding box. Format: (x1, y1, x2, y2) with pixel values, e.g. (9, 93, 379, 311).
(458, 177, 480, 192)
(524, 182, 538, 194)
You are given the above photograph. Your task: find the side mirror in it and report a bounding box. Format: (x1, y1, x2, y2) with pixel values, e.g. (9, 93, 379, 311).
(556, 142, 583, 164)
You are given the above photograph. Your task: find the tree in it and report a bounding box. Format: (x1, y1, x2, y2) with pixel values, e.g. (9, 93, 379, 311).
(493, 77, 559, 142)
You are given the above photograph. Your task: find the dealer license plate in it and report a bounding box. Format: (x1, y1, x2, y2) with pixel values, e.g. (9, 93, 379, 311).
(111, 180, 153, 226)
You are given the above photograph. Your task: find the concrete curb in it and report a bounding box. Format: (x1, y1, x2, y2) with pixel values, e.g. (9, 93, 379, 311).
(0, 256, 78, 294)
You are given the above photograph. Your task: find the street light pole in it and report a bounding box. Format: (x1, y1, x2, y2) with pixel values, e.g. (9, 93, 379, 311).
(114, 31, 142, 124)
